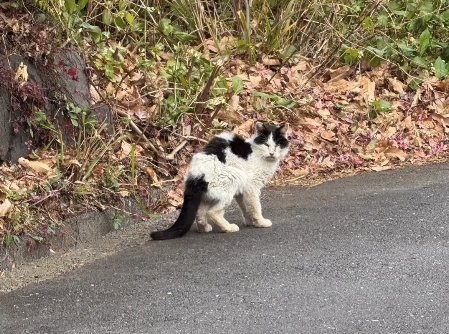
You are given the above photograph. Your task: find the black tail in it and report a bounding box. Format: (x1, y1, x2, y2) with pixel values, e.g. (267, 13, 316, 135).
(150, 176, 208, 240)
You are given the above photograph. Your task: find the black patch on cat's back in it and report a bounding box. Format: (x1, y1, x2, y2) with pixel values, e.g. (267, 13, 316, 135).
(230, 135, 252, 160)
(203, 137, 229, 163)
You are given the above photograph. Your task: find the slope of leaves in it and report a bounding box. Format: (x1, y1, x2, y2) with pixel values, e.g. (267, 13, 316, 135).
(2, 3, 449, 247)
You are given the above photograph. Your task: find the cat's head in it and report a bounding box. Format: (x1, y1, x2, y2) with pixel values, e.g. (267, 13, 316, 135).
(251, 122, 289, 161)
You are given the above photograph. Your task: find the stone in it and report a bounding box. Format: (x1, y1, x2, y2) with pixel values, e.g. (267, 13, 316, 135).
(52, 49, 90, 110)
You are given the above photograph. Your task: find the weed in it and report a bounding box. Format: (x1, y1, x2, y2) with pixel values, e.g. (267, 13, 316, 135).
(112, 212, 126, 230)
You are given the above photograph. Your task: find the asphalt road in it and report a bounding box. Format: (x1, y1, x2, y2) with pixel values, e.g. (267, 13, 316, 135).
(1, 164, 449, 334)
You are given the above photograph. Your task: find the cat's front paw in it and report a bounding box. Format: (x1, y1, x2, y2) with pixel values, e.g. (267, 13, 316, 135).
(254, 219, 272, 228)
(197, 223, 213, 233)
(222, 223, 240, 233)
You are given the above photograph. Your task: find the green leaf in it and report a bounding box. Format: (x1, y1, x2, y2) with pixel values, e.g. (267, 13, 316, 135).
(252, 91, 296, 108)
(397, 42, 416, 57)
(78, 0, 89, 10)
(362, 17, 374, 31)
(160, 18, 174, 36)
(418, 29, 431, 55)
(232, 76, 244, 94)
(412, 56, 428, 68)
(64, 0, 76, 14)
(102, 9, 112, 25)
(367, 139, 378, 151)
(441, 9, 449, 23)
(376, 13, 388, 26)
(124, 11, 134, 25)
(80, 22, 101, 34)
(114, 17, 127, 29)
(81, 22, 101, 43)
(370, 56, 381, 68)
(408, 78, 423, 91)
(372, 100, 392, 113)
(434, 57, 449, 80)
(343, 47, 361, 65)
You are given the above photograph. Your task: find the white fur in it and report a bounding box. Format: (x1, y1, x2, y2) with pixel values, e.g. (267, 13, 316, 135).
(187, 132, 289, 233)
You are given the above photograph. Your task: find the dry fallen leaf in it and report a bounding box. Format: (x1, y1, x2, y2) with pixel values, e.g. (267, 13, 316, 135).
(388, 77, 406, 94)
(328, 65, 352, 81)
(262, 56, 280, 66)
(234, 119, 254, 137)
(146, 166, 161, 188)
(384, 147, 407, 161)
(0, 199, 13, 218)
(361, 76, 375, 102)
(117, 190, 130, 197)
(14, 62, 28, 86)
(18, 157, 53, 175)
(371, 165, 392, 171)
(320, 130, 336, 141)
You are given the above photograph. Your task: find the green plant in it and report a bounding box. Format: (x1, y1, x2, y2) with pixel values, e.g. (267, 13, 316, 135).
(112, 212, 126, 230)
(3, 234, 20, 247)
(370, 99, 393, 118)
(359, 0, 449, 77)
(162, 46, 228, 124)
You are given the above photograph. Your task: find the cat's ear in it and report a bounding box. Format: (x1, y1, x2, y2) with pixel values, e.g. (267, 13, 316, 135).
(254, 121, 265, 133)
(278, 123, 289, 135)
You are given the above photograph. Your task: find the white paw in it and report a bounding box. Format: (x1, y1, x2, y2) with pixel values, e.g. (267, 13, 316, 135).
(223, 223, 240, 233)
(197, 223, 213, 233)
(254, 219, 272, 228)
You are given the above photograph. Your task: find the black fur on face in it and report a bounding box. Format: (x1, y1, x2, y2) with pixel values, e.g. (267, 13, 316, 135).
(254, 122, 289, 148)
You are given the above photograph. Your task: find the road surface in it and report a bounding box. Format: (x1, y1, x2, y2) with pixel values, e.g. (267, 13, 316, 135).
(1, 164, 449, 333)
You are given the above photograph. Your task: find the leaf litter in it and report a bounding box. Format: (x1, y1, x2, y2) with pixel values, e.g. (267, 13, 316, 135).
(1, 11, 449, 247)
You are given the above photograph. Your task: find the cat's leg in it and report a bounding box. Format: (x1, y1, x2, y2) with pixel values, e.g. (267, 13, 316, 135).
(235, 194, 253, 226)
(206, 205, 239, 233)
(196, 205, 212, 233)
(240, 189, 272, 228)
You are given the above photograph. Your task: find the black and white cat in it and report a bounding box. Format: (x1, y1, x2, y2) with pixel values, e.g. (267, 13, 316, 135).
(150, 121, 289, 240)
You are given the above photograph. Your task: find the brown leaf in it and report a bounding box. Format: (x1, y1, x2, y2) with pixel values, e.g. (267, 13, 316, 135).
(298, 117, 322, 128)
(320, 130, 336, 141)
(117, 190, 130, 197)
(146, 166, 161, 188)
(361, 76, 375, 102)
(371, 165, 392, 171)
(14, 62, 28, 86)
(328, 65, 352, 81)
(18, 158, 53, 175)
(388, 77, 405, 94)
(384, 147, 407, 161)
(325, 79, 358, 93)
(403, 116, 414, 130)
(262, 56, 280, 66)
(434, 77, 449, 92)
(0, 199, 12, 218)
(234, 119, 254, 137)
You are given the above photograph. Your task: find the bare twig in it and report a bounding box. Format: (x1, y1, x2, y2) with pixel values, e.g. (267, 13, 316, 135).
(116, 109, 189, 160)
(164, 140, 188, 161)
(116, 109, 161, 156)
(28, 190, 60, 208)
(172, 133, 209, 143)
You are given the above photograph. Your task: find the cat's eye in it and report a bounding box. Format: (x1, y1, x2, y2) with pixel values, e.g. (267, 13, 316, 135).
(263, 143, 269, 147)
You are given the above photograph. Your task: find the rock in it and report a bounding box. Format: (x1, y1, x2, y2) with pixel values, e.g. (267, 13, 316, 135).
(90, 103, 113, 133)
(0, 86, 11, 161)
(0, 49, 113, 163)
(52, 49, 90, 110)
(0, 68, 32, 163)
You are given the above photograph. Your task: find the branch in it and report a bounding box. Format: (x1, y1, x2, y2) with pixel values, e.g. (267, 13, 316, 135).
(116, 109, 189, 161)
